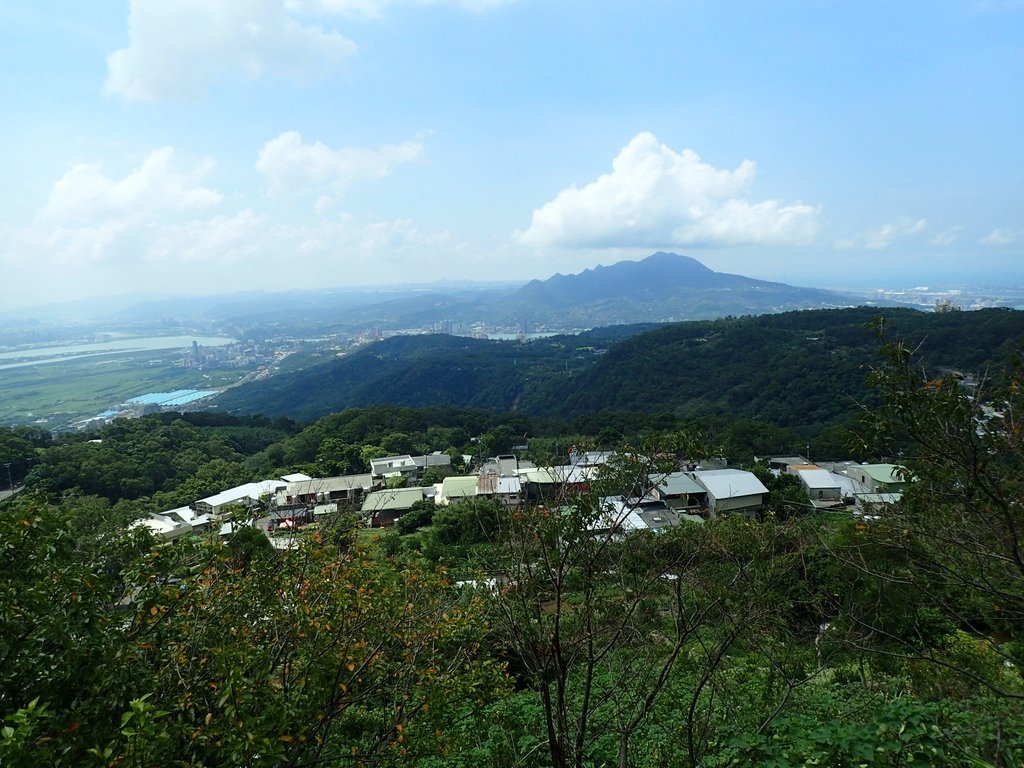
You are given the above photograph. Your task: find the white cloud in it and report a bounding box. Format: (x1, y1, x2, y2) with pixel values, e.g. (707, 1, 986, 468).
(5, 142, 452, 286)
(981, 227, 1018, 245)
(105, 0, 358, 102)
(864, 217, 927, 250)
(256, 131, 423, 197)
(516, 132, 819, 249)
(105, 0, 515, 101)
(287, 0, 514, 18)
(39, 147, 222, 226)
(835, 216, 927, 251)
(144, 211, 265, 263)
(932, 226, 964, 246)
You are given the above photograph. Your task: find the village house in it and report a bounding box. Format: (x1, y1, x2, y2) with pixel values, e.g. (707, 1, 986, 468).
(591, 496, 695, 537)
(435, 473, 523, 506)
(648, 471, 708, 513)
(360, 486, 425, 528)
(690, 469, 769, 518)
(793, 466, 843, 502)
(845, 463, 909, 494)
(276, 473, 377, 507)
(436, 475, 478, 506)
(192, 480, 287, 518)
(370, 455, 420, 480)
(412, 452, 453, 474)
(518, 464, 601, 502)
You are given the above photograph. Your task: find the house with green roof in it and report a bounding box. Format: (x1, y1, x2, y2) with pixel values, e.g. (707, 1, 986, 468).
(360, 486, 425, 528)
(437, 475, 480, 506)
(846, 463, 909, 494)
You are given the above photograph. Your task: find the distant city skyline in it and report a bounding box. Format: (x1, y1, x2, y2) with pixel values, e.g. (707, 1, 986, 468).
(1, 1, 1022, 310)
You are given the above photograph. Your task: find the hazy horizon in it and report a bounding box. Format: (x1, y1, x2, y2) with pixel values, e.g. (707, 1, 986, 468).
(1, 2, 1021, 311)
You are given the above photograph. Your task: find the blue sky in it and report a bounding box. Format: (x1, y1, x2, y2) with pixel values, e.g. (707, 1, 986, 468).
(1, 1, 1022, 309)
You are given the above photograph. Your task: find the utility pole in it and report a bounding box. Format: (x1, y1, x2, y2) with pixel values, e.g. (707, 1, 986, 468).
(4, 463, 12, 491)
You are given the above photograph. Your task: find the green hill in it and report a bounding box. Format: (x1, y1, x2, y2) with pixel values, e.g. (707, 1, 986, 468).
(216, 308, 1024, 433)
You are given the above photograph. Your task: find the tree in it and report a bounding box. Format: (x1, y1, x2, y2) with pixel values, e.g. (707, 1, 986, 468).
(0, 496, 508, 766)
(845, 333, 1024, 694)
(314, 438, 366, 476)
(485, 441, 803, 768)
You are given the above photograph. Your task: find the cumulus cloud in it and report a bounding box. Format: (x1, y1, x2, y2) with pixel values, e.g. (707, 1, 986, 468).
(256, 131, 423, 197)
(105, 0, 515, 101)
(835, 217, 927, 251)
(39, 147, 222, 226)
(144, 211, 265, 263)
(15, 148, 224, 265)
(516, 132, 818, 249)
(105, 0, 358, 102)
(981, 227, 1018, 245)
(2, 144, 459, 306)
(12, 150, 449, 274)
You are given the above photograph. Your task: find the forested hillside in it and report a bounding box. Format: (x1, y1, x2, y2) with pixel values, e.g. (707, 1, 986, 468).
(539, 306, 1024, 428)
(213, 327, 644, 422)
(216, 307, 1024, 440)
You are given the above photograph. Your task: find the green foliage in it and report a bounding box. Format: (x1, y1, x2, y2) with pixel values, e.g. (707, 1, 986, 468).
(396, 498, 436, 535)
(853, 332, 1024, 682)
(217, 308, 1024, 460)
(7, 318, 1024, 767)
(712, 694, 1024, 767)
(749, 461, 812, 518)
(225, 522, 274, 567)
(314, 436, 368, 475)
(424, 498, 502, 561)
(25, 413, 287, 502)
(0, 496, 507, 767)
(0, 426, 49, 487)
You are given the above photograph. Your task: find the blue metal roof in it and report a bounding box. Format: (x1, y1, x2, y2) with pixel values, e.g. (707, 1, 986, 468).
(127, 389, 218, 407)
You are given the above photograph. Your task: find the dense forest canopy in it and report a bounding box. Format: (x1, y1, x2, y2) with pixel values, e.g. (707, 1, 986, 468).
(215, 308, 1024, 437)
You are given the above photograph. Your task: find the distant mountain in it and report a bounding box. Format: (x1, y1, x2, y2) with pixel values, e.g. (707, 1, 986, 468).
(4, 254, 890, 335)
(491, 252, 867, 325)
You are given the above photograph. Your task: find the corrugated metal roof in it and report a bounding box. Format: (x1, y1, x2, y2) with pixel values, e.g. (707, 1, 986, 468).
(518, 466, 599, 484)
(796, 469, 841, 489)
(858, 464, 906, 483)
(692, 469, 769, 499)
(198, 480, 286, 509)
(442, 476, 479, 497)
(361, 487, 424, 512)
(650, 471, 704, 496)
(283, 474, 373, 496)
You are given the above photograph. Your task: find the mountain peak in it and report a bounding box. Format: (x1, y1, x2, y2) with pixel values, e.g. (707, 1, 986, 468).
(503, 252, 847, 323)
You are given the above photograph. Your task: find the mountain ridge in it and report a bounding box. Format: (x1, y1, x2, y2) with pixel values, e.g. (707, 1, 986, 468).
(492, 252, 865, 324)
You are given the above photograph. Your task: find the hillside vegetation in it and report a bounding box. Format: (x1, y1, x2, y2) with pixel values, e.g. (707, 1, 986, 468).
(217, 307, 1024, 438)
(3, 336, 1024, 766)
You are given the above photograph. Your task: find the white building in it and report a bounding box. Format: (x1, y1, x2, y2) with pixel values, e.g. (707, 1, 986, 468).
(691, 469, 769, 517)
(193, 480, 287, 517)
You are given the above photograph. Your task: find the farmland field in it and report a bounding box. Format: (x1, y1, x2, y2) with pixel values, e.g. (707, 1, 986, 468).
(0, 348, 246, 430)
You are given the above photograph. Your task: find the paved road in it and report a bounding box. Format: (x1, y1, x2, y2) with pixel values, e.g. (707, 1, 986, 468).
(0, 485, 25, 503)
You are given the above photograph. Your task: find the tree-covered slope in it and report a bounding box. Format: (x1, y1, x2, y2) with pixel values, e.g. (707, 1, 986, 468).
(215, 333, 610, 422)
(539, 307, 1024, 428)
(216, 308, 1024, 432)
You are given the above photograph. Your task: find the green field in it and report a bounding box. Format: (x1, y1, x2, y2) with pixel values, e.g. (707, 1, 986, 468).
(0, 349, 247, 430)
